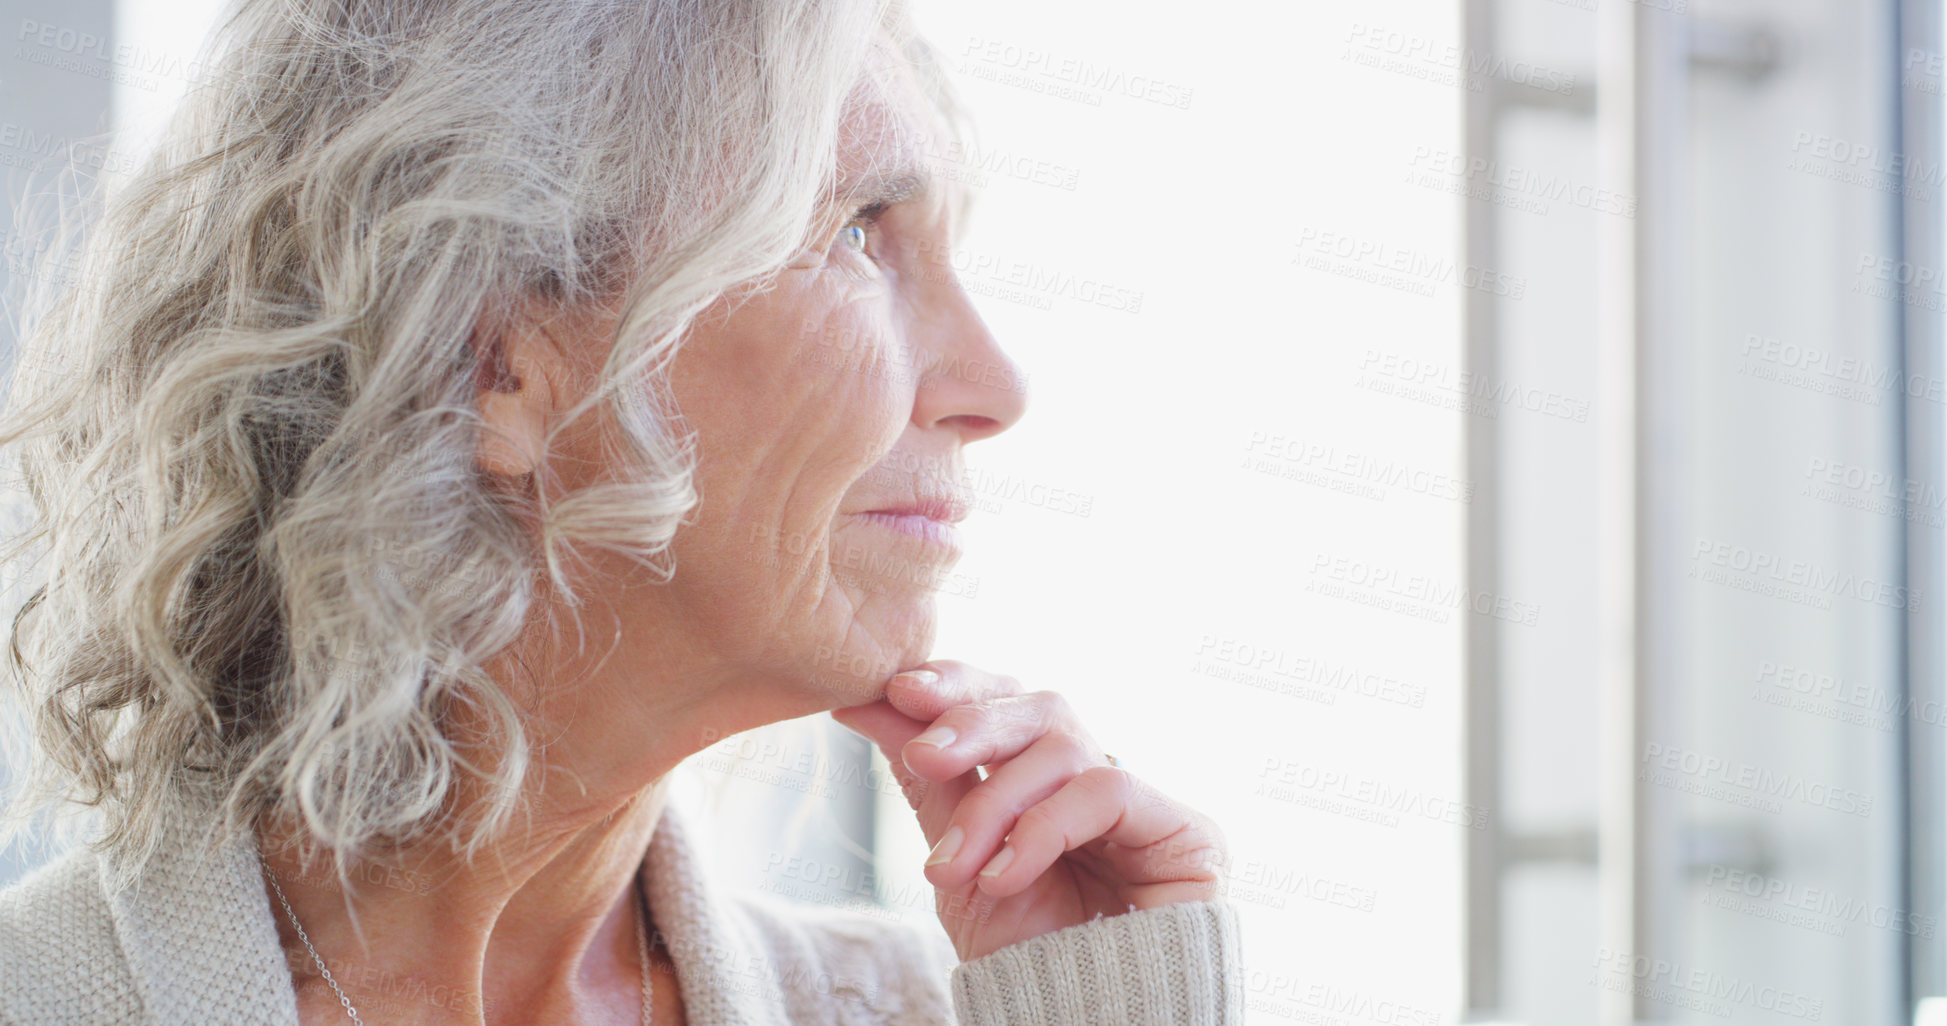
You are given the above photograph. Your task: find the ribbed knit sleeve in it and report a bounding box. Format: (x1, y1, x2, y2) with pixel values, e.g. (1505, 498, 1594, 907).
(946, 900, 1244, 1026)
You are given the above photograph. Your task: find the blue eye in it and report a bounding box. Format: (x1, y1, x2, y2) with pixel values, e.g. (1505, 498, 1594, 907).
(837, 224, 868, 252)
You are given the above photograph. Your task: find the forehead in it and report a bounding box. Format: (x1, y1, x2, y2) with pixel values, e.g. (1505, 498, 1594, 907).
(831, 45, 953, 204)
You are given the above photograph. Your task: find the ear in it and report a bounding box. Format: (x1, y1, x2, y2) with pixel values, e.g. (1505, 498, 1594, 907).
(473, 317, 560, 480)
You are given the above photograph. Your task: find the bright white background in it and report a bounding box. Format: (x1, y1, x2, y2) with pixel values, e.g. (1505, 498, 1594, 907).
(892, 1, 1466, 1019)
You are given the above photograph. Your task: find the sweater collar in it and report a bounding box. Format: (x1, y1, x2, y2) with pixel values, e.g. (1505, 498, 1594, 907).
(102, 790, 770, 1025)
(641, 796, 777, 1025)
(103, 790, 303, 1025)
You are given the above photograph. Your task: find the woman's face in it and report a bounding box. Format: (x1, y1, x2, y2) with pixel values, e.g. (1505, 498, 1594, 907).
(535, 51, 1027, 722)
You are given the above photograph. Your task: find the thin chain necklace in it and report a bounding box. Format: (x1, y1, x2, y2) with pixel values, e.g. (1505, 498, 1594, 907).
(259, 852, 655, 1025)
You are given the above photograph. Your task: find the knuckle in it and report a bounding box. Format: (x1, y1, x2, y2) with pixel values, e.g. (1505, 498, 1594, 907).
(1115, 770, 1163, 805)
(1014, 801, 1068, 841)
(1023, 692, 1075, 736)
(1076, 764, 1132, 801)
(1201, 839, 1232, 877)
(1200, 814, 1230, 852)
(936, 703, 982, 732)
(937, 700, 999, 740)
(898, 775, 932, 809)
(955, 783, 1008, 821)
(1030, 689, 1069, 716)
(986, 699, 1040, 743)
(1045, 729, 1094, 764)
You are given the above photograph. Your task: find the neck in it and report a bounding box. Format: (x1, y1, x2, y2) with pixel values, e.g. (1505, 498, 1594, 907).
(255, 571, 828, 1022)
(260, 773, 673, 1024)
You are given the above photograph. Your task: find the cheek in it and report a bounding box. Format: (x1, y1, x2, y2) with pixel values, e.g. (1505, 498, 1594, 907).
(759, 302, 911, 543)
(673, 280, 911, 564)
(795, 302, 913, 452)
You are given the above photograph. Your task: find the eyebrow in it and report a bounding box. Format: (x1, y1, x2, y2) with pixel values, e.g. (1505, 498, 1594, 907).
(835, 168, 933, 211)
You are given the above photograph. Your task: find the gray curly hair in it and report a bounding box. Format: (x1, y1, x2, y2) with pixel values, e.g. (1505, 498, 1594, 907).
(0, 0, 963, 887)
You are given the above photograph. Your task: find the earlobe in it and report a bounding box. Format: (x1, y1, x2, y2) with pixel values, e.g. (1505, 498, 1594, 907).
(474, 341, 555, 480)
(477, 396, 539, 478)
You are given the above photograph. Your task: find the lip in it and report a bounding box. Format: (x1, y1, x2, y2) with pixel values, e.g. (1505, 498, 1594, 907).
(857, 495, 969, 552)
(866, 494, 970, 525)
(858, 511, 962, 551)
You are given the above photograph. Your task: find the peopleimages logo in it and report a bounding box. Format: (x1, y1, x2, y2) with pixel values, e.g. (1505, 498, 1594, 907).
(1701, 865, 1935, 939)
(1640, 742, 1873, 817)
(1591, 948, 1824, 1022)
(1308, 552, 1541, 627)
(15, 19, 216, 88)
(1193, 633, 1429, 709)
(1229, 860, 1379, 913)
(911, 239, 1144, 315)
(1790, 131, 1947, 185)
(1344, 23, 1577, 95)
(1802, 455, 1946, 528)
(0, 121, 139, 175)
(1257, 757, 1490, 830)
(1754, 660, 1947, 732)
(1406, 146, 1636, 217)
(1740, 331, 1944, 403)
(1243, 431, 1474, 504)
(959, 37, 1194, 110)
(1854, 253, 1947, 311)
(1294, 228, 1528, 299)
(1690, 537, 1917, 612)
(927, 140, 1082, 192)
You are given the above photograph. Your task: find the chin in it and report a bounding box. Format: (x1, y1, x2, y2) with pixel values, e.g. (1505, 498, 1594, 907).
(804, 594, 938, 706)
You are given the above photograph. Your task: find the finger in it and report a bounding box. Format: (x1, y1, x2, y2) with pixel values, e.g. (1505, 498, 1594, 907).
(884, 660, 1024, 722)
(971, 768, 1221, 900)
(829, 700, 927, 751)
(899, 691, 1100, 782)
(1093, 812, 1229, 891)
(917, 730, 1095, 888)
(828, 703, 948, 810)
(829, 704, 983, 856)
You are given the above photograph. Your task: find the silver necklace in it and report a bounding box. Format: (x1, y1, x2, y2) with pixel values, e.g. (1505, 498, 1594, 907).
(259, 853, 656, 1025)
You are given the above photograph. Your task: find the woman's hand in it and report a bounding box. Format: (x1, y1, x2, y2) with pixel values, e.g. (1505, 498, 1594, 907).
(828, 660, 1227, 962)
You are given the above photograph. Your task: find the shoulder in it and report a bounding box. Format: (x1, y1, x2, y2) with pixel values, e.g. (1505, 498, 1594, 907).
(0, 846, 144, 1025)
(712, 886, 959, 1025)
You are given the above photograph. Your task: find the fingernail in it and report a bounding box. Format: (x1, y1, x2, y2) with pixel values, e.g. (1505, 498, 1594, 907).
(910, 725, 957, 749)
(925, 825, 964, 867)
(891, 669, 941, 689)
(979, 844, 1014, 878)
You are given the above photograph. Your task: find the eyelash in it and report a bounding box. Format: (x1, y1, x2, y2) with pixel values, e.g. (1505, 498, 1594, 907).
(838, 201, 892, 255)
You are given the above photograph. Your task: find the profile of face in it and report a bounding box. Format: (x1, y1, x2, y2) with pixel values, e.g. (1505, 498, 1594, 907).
(485, 43, 1027, 728)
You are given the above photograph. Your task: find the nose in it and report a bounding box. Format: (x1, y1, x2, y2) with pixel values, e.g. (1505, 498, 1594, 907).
(908, 271, 1029, 444)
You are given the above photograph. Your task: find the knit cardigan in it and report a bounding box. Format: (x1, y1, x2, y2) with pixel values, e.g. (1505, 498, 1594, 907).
(0, 790, 1244, 1025)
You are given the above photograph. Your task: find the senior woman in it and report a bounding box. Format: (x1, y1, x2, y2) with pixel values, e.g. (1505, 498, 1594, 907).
(0, 0, 1241, 1023)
